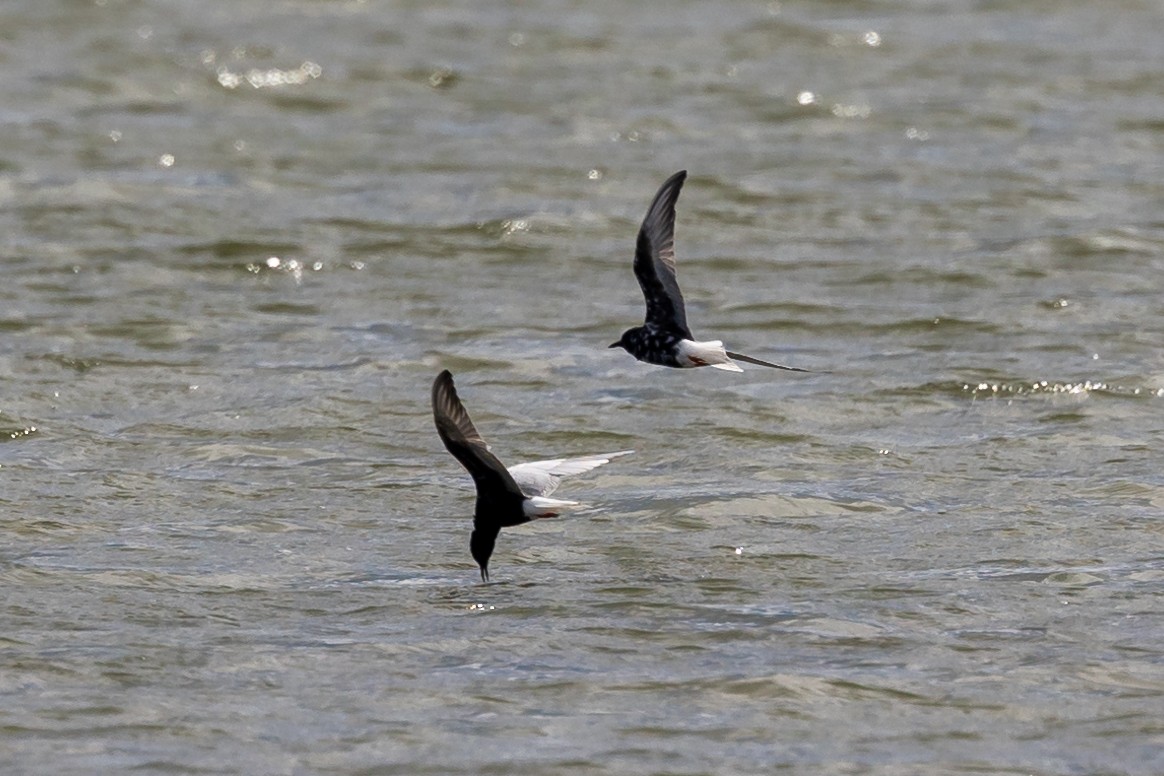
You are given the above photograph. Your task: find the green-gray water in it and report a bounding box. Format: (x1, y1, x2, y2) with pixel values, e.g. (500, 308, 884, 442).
(3, 1, 1163, 774)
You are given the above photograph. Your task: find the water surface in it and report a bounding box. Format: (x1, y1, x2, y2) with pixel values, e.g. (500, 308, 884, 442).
(2, 1, 1163, 774)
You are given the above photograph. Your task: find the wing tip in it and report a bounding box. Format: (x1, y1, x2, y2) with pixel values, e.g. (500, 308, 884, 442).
(662, 169, 687, 195)
(433, 368, 455, 397)
(724, 351, 811, 372)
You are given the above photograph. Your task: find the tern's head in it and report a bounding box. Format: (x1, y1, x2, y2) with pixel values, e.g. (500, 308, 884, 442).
(609, 329, 634, 351)
(469, 529, 494, 583)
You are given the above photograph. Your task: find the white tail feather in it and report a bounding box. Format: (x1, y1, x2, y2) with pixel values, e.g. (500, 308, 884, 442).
(524, 495, 582, 518)
(677, 339, 743, 371)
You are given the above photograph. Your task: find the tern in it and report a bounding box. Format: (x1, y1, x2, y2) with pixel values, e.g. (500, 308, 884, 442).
(609, 170, 808, 373)
(431, 370, 631, 581)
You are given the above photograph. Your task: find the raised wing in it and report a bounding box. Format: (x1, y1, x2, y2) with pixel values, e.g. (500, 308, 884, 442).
(431, 370, 525, 504)
(633, 170, 691, 336)
(508, 450, 633, 497)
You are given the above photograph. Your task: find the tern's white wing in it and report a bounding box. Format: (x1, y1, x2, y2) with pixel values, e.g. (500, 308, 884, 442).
(508, 450, 633, 497)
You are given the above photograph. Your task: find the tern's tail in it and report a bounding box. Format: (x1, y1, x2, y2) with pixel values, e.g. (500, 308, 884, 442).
(678, 339, 743, 371)
(523, 496, 582, 518)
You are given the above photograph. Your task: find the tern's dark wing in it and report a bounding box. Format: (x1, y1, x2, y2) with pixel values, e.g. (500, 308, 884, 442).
(724, 350, 811, 373)
(432, 371, 525, 508)
(633, 170, 691, 336)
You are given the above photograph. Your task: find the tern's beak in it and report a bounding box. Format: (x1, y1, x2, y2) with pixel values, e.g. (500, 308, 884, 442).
(608, 341, 621, 349)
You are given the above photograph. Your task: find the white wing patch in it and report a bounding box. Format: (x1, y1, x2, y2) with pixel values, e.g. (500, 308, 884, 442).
(508, 450, 634, 497)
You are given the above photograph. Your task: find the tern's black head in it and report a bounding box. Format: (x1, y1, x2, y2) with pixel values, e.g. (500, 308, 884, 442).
(470, 528, 495, 582)
(609, 329, 636, 351)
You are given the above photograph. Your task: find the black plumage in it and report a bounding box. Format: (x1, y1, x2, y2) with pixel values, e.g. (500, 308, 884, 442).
(610, 170, 808, 373)
(431, 369, 531, 582)
(432, 371, 633, 580)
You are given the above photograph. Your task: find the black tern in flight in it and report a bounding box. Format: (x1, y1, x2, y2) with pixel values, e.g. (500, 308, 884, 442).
(610, 170, 808, 373)
(431, 370, 631, 581)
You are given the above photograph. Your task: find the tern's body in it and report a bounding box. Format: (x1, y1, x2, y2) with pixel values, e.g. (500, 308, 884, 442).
(431, 370, 630, 581)
(609, 170, 807, 374)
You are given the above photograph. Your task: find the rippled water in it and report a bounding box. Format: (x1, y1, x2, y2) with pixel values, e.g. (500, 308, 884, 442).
(3, 1, 1164, 774)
